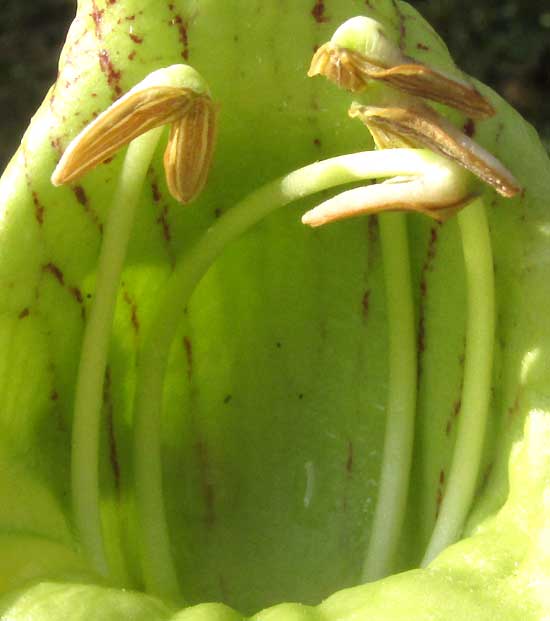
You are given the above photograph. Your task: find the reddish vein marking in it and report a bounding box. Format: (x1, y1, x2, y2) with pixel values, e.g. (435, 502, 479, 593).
(123, 289, 140, 334)
(73, 185, 88, 207)
(104, 368, 121, 492)
(446, 398, 462, 435)
(42, 263, 86, 319)
(43, 262, 64, 285)
(368, 214, 379, 245)
(91, 3, 104, 39)
(391, 0, 406, 50)
(98, 49, 123, 98)
(69, 286, 84, 305)
(362, 289, 371, 321)
(152, 181, 171, 237)
(32, 191, 45, 225)
(311, 0, 329, 23)
(435, 468, 446, 517)
(73, 185, 103, 232)
(157, 205, 172, 242)
(463, 118, 476, 137)
(50, 136, 63, 155)
(417, 225, 439, 377)
(151, 180, 162, 203)
(167, 5, 190, 60)
(183, 336, 193, 380)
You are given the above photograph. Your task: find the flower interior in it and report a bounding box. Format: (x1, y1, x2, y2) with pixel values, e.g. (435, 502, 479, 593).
(1, 2, 550, 621)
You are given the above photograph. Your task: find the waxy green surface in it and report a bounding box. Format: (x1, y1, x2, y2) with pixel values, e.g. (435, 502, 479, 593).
(1, 1, 550, 619)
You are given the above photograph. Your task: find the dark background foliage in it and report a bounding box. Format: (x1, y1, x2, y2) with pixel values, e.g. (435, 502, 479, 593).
(1, 0, 549, 169)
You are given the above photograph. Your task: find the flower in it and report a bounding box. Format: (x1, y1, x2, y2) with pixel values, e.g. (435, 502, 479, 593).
(0, 2, 549, 620)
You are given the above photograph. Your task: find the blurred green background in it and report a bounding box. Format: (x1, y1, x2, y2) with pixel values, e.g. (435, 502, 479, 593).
(1, 0, 549, 170)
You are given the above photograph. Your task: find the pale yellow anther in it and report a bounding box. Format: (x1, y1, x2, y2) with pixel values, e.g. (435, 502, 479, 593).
(51, 65, 217, 204)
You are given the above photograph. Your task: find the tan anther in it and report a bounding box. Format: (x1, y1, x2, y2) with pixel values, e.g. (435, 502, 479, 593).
(51, 79, 217, 204)
(163, 96, 217, 203)
(309, 42, 494, 120)
(349, 102, 520, 198)
(309, 42, 366, 92)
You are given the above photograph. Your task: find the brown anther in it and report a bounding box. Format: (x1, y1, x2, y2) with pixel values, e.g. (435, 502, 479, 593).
(51, 80, 217, 204)
(309, 42, 495, 120)
(349, 102, 521, 198)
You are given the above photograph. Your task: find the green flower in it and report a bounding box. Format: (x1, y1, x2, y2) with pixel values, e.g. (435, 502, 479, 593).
(1, 2, 549, 620)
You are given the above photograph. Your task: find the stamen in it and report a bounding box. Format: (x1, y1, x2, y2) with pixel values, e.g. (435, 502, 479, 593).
(306, 13, 504, 583)
(349, 102, 521, 198)
(51, 65, 217, 204)
(61, 65, 216, 597)
(309, 43, 494, 120)
(302, 151, 473, 227)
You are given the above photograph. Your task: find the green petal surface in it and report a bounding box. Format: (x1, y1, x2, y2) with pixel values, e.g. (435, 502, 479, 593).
(1, 1, 550, 619)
